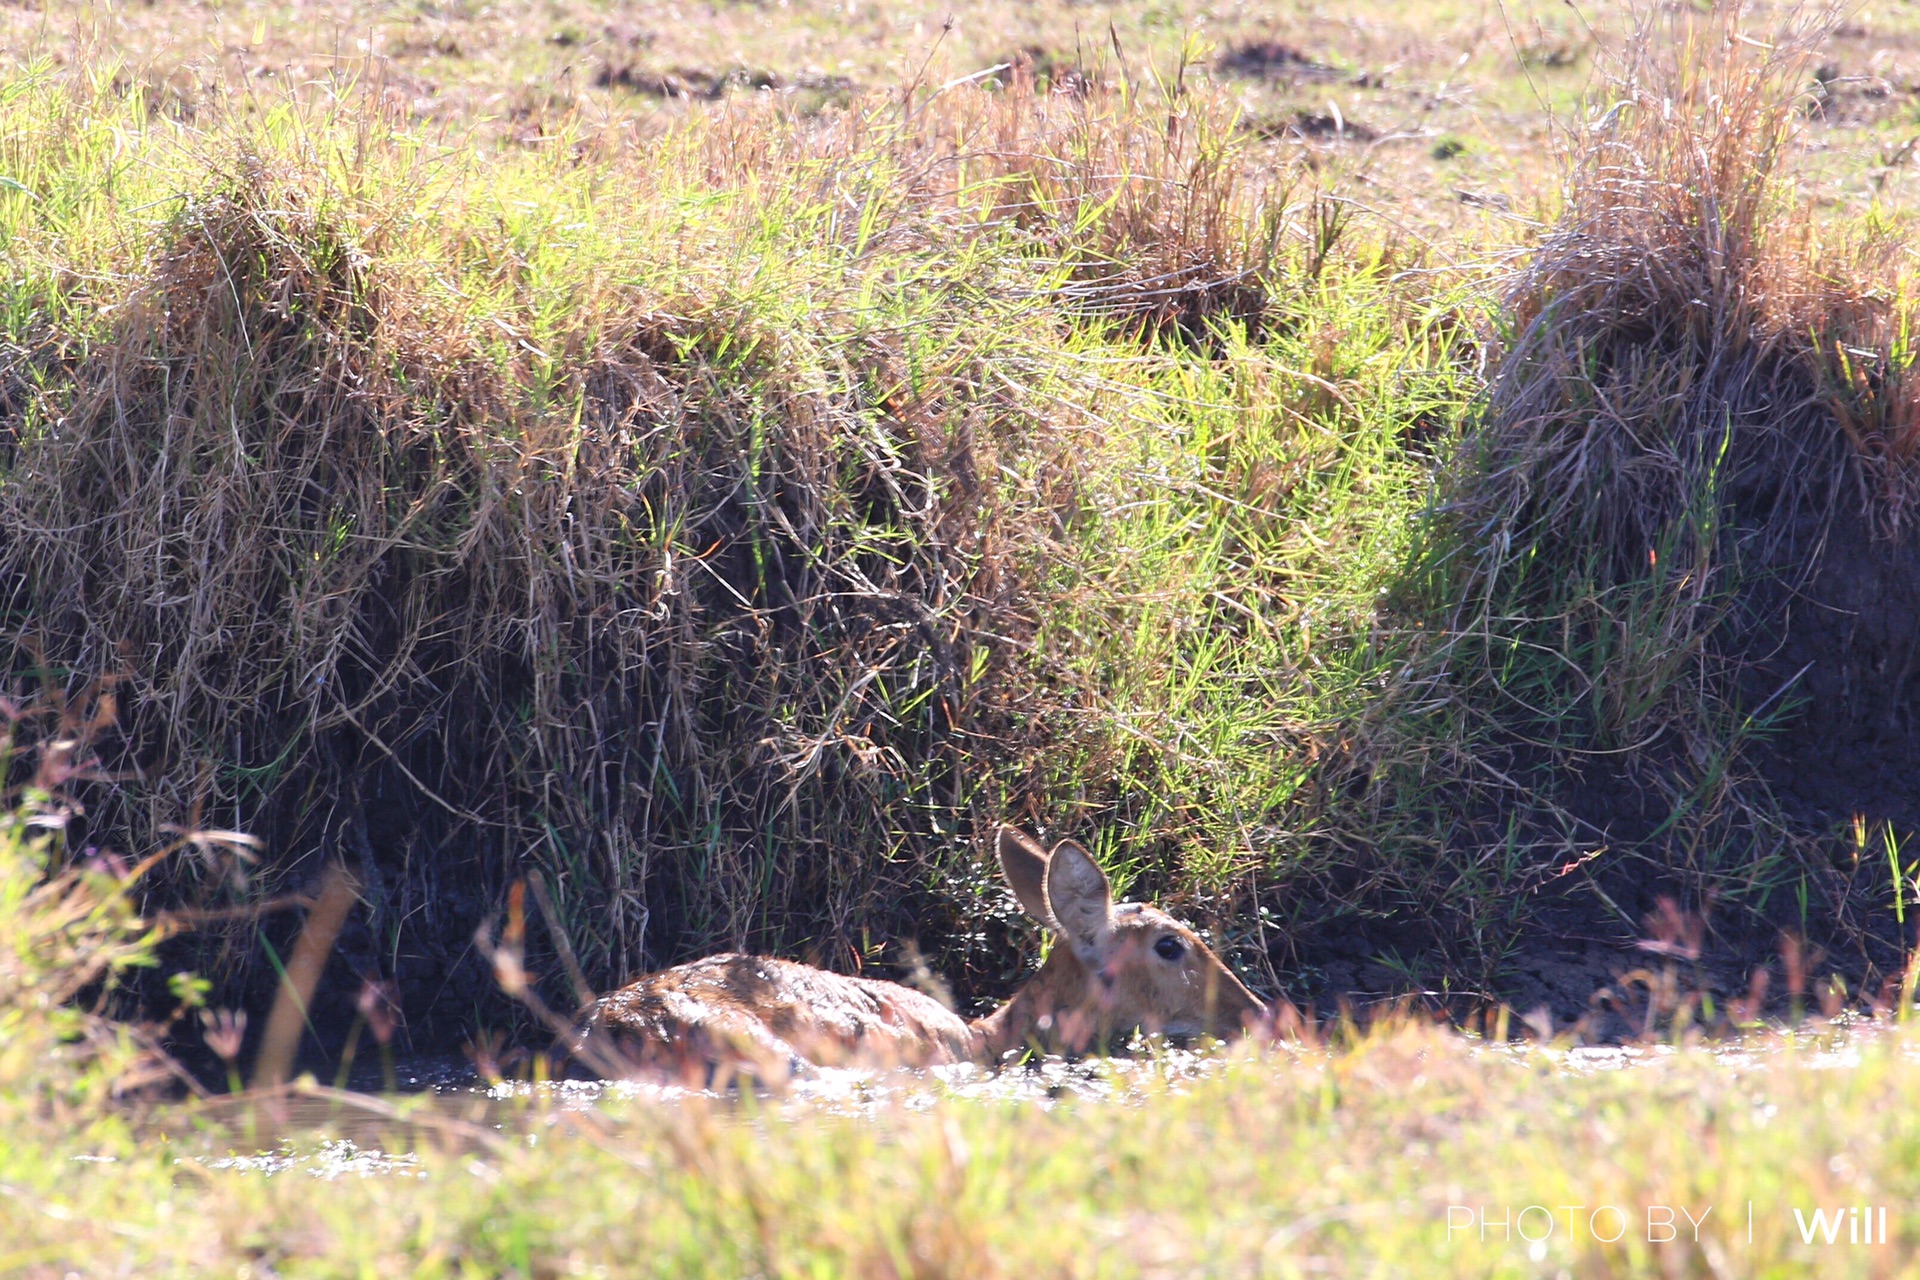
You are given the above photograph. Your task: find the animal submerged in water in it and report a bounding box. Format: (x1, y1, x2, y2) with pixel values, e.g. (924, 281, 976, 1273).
(569, 826, 1267, 1078)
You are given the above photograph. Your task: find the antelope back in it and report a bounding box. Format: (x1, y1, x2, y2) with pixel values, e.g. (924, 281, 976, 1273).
(571, 953, 978, 1080)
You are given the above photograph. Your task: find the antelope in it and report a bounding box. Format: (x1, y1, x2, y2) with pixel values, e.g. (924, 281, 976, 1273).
(569, 826, 1267, 1079)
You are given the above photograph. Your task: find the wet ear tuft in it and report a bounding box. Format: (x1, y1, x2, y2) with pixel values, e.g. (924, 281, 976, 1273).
(996, 826, 1058, 931)
(1044, 840, 1114, 966)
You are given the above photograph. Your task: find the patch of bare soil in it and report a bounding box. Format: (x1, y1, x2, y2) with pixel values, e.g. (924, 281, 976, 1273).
(1215, 40, 1342, 83)
(595, 62, 853, 101)
(1245, 109, 1378, 143)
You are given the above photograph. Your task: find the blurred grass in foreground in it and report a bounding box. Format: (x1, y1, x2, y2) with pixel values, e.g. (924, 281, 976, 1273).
(10, 1008, 1920, 1275)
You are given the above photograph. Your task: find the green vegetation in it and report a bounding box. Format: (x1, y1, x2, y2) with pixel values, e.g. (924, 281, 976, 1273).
(10, 0, 1920, 1272)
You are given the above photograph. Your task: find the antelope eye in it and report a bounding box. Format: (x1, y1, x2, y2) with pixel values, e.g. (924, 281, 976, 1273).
(1153, 935, 1185, 961)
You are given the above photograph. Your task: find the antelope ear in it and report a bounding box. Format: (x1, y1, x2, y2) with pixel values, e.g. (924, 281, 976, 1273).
(997, 826, 1059, 931)
(1044, 840, 1114, 967)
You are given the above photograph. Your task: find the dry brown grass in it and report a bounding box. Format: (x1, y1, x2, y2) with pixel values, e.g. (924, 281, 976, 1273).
(1478, 3, 1920, 569)
(679, 66, 1289, 335)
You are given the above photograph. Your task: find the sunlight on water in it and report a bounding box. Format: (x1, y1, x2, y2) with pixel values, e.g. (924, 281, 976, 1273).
(189, 1139, 426, 1180)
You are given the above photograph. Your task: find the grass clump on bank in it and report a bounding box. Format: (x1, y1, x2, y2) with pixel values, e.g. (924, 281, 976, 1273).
(1393, 4, 1920, 1000)
(0, 54, 1473, 1027)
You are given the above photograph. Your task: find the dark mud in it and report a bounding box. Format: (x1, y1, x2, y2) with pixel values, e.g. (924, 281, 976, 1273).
(1215, 41, 1343, 82)
(1743, 508, 1920, 834)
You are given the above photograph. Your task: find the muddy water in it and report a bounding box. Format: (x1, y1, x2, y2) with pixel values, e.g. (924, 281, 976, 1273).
(159, 1047, 1240, 1180)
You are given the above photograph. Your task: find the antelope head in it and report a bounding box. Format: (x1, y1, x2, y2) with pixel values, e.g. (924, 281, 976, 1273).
(985, 826, 1268, 1053)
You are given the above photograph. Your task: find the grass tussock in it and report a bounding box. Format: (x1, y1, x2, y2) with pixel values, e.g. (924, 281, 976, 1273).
(1417, 2, 1920, 982)
(1476, 2, 1912, 577)
(684, 61, 1290, 337)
